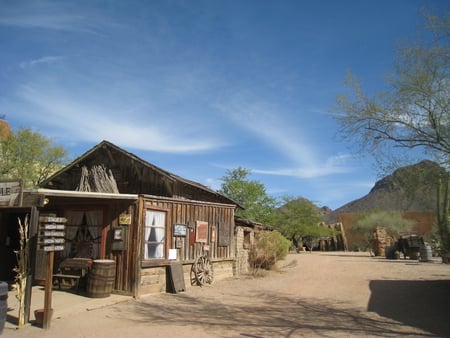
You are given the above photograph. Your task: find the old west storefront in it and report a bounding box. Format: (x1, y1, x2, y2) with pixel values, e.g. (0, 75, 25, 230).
(136, 195, 235, 295)
(3, 189, 236, 298)
(9, 140, 239, 298)
(1, 189, 138, 294)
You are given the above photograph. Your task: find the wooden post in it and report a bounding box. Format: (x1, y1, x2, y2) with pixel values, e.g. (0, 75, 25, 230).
(24, 207, 39, 324)
(42, 251, 54, 330)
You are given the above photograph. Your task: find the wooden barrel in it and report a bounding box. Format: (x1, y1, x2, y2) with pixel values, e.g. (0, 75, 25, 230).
(87, 260, 116, 298)
(0, 281, 7, 335)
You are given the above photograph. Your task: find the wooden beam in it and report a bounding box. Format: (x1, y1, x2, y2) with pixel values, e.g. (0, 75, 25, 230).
(42, 251, 54, 329)
(24, 207, 39, 324)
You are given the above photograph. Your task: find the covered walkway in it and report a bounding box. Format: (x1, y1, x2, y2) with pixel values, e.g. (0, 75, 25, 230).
(4, 285, 130, 333)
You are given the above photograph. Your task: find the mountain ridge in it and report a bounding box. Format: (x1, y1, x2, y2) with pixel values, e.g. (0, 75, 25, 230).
(324, 160, 444, 223)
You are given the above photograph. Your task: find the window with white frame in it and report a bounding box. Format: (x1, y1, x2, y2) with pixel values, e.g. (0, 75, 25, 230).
(144, 209, 166, 259)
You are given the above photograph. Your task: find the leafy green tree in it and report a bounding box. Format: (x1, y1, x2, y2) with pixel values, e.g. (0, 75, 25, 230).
(334, 13, 450, 259)
(273, 196, 332, 251)
(218, 167, 277, 224)
(0, 127, 69, 188)
(352, 211, 414, 251)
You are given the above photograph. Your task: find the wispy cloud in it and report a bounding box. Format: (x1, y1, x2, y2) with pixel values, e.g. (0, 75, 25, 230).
(218, 94, 354, 178)
(16, 84, 228, 153)
(20, 56, 64, 69)
(223, 101, 313, 161)
(252, 160, 352, 179)
(0, 2, 117, 35)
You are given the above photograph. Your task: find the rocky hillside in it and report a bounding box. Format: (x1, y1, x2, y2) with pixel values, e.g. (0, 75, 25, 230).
(325, 160, 445, 223)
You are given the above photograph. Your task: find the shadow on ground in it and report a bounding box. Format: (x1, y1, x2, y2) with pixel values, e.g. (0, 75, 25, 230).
(109, 290, 436, 337)
(368, 279, 450, 338)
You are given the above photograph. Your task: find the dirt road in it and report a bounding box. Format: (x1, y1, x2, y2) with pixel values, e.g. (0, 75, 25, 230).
(5, 252, 450, 337)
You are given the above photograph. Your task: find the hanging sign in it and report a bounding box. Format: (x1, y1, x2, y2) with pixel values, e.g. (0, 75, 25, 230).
(39, 216, 67, 223)
(42, 238, 65, 244)
(42, 224, 65, 230)
(119, 214, 132, 225)
(38, 216, 67, 251)
(43, 245, 65, 252)
(0, 179, 23, 206)
(195, 221, 208, 243)
(173, 224, 187, 236)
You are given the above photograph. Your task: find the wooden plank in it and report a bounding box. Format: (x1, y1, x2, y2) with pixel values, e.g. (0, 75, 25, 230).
(38, 216, 67, 223)
(25, 207, 39, 325)
(167, 262, 185, 293)
(218, 221, 230, 246)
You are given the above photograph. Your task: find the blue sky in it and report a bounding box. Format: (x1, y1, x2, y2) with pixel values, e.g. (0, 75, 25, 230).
(0, 0, 448, 210)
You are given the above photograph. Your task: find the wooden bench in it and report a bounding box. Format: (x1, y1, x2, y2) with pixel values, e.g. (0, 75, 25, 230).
(53, 274, 81, 293)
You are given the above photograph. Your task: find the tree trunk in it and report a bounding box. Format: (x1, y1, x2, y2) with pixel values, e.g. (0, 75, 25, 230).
(437, 171, 450, 263)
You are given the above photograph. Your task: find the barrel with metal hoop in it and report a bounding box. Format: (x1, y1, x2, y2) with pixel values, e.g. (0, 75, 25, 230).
(86, 259, 116, 298)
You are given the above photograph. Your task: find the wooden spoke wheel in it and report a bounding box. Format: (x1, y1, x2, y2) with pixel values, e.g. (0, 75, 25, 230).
(191, 256, 214, 286)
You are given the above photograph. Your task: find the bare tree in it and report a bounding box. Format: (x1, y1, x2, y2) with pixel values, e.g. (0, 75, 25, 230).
(334, 13, 450, 259)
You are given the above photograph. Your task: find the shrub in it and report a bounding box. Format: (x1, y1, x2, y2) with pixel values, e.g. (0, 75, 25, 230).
(250, 231, 291, 273)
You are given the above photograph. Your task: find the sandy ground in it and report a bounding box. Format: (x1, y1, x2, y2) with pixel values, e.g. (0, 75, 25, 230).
(4, 251, 450, 338)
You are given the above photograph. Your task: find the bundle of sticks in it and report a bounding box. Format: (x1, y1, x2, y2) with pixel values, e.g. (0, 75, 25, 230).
(77, 165, 119, 193)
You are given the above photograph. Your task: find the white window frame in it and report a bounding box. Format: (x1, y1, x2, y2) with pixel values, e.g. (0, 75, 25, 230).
(144, 209, 166, 259)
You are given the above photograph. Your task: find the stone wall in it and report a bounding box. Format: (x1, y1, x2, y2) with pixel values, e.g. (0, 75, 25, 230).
(234, 226, 255, 275)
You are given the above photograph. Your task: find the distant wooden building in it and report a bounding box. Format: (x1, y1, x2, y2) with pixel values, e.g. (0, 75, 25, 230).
(1, 141, 240, 297)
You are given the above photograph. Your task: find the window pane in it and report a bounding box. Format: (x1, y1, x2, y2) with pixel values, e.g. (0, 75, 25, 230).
(144, 210, 166, 259)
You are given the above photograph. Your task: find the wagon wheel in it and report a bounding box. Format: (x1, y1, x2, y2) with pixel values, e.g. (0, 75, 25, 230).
(191, 256, 214, 286)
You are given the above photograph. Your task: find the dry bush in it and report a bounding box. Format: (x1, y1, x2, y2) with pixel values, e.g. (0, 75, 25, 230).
(249, 231, 291, 276)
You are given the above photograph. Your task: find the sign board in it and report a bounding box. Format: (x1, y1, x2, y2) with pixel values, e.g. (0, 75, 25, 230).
(43, 245, 65, 252)
(42, 224, 65, 230)
(173, 224, 187, 236)
(211, 225, 216, 242)
(38, 216, 67, 252)
(39, 216, 67, 223)
(43, 231, 65, 237)
(0, 180, 22, 195)
(195, 221, 208, 243)
(0, 179, 23, 206)
(119, 214, 132, 225)
(42, 238, 65, 244)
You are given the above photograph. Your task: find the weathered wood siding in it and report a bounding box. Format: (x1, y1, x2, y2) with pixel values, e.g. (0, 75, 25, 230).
(140, 196, 235, 261)
(136, 195, 236, 297)
(106, 202, 137, 295)
(32, 197, 137, 295)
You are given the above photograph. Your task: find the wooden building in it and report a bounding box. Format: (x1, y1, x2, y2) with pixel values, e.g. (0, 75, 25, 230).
(1, 141, 240, 298)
